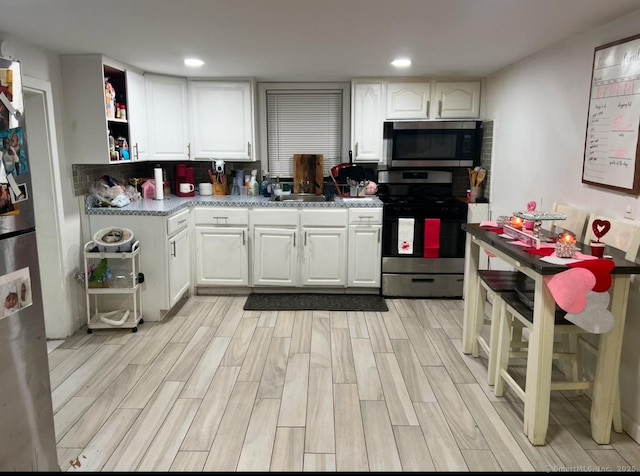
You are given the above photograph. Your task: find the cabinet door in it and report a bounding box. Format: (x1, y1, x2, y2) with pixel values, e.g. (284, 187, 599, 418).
(126, 69, 148, 161)
(146, 74, 190, 160)
(195, 226, 248, 286)
(385, 81, 431, 120)
(168, 227, 191, 307)
(253, 228, 298, 286)
(301, 227, 347, 286)
(434, 81, 481, 119)
(189, 81, 254, 161)
(352, 81, 383, 163)
(348, 225, 381, 287)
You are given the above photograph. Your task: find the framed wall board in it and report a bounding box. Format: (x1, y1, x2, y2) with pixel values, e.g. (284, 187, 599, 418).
(582, 33, 640, 195)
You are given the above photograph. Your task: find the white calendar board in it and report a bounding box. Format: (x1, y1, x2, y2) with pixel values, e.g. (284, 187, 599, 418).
(582, 33, 640, 194)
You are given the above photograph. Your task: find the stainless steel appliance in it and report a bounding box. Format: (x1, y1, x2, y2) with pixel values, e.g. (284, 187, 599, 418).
(378, 169, 468, 298)
(385, 120, 482, 168)
(0, 57, 58, 470)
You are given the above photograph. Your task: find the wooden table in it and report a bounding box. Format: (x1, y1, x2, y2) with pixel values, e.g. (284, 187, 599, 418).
(461, 223, 640, 445)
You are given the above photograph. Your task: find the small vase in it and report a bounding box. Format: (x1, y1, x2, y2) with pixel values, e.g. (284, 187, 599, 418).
(555, 242, 577, 258)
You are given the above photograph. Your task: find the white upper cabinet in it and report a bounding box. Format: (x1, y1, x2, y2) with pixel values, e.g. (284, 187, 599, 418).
(126, 69, 148, 161)
(61, 54, 139, 165)
(385, 81, 431, 120)
(433, 81, 481, 119)
(189, 80, 255, 161)
(146, 74, 190, 160)
(351, 80, 384, 163)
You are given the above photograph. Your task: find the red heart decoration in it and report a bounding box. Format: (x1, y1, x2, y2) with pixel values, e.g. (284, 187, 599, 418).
(592, 219, 611, 240)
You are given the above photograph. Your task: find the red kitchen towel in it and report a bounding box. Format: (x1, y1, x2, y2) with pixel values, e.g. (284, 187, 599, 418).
(424, 219, 440, 258)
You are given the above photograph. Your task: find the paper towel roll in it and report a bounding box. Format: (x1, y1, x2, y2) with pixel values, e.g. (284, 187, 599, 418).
(154, 167, 164, 200)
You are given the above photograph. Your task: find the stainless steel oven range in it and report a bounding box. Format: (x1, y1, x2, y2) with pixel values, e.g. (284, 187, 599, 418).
(378, 169, 467, 298)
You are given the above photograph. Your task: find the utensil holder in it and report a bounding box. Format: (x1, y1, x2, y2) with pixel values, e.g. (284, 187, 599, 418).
(470, 186, 482, 203)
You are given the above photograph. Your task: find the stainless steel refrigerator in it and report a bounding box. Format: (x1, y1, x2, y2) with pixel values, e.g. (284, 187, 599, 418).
(0, 56, 58, 470)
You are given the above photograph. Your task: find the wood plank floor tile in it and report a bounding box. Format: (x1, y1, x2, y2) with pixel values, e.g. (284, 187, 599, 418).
(414, 402, 468, 471)
(391, 339, 436, 403)
(429, 299, 463, 339)
(220, 317, 259, 367)
(423, 366, 488, 449)
(348, 311, 369, 338)
(360, 400, 402, 471)
(492, 400, 565, 471)
(545, 424, 598, 468)
(331, 327, 357, 384)
(303, 453, 336, 471)
(423, 327, 475, 383)
(201, 296, 230, 328)
(408, 299, 442, 329)
(214, 305, 245, 337)
(351, 338, 384, 400)
(258, 310, 279, 327)
(204, 381, 259, 471)
(334, 384, 369, 471)
(310, 317, 332, 368)
(180, 366, 240, 451)
(365, 312, 394, 352)
(238, 327, 274, 381)
(236, 399, 281, 472)
(47, 347, 76, 372)
(290, 311, 313, 353)
(400, 317, 442, 366)
(271, 427, 305, 472)
(169, 302, 211, 343)
(257, 337, 291, 399)
(278, 353, 309, 427)
(137, 398, 200, 471)
(462, 449, 502, 471)
(391, 299, 417, 319)
(273, 310, 296, 337)
(586, 449, 634, 470)
(119, 343, 185, 408)
(102, 381, 185, 471)
(58, 364, 147, 447)
(305, 367, 335, 453)
(181, 336, 231, 398)
(67, 408, 140, 472)
(392, 425, 436, 471)
(374, 352, 418, 426)
(170, 451, 208, 471)
(54, 396, 96, 445)
(381, 306, 409, 339)
(456, 383, 535, 471)
(611, 431, 640, 466)
(330, 310, 349, 328)
(49, 338, 108, 390)
(165, 326, 216, 382)
(129, 315, 186, 365)
(57, 447, 82, 472)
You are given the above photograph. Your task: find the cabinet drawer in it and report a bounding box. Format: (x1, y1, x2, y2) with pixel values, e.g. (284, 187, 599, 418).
(193, 207, 249, 226)
(251, 209, 298, 226)
(300, 209, 347, 227)
(167, 209, 190, 236)
(348, 208, 382, 225)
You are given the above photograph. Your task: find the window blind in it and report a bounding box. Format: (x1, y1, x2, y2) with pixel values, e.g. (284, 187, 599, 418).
(266, 89, 343, 177)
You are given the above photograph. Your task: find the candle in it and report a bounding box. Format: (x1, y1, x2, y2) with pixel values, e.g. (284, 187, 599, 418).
(509, 216, 524, 230)
(556, 232, 577, 257)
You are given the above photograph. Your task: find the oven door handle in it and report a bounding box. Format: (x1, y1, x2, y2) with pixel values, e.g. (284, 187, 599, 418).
(411, 278, 435, 283)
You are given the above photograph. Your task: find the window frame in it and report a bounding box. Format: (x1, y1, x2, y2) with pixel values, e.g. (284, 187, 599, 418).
(257, 81, 351, 177)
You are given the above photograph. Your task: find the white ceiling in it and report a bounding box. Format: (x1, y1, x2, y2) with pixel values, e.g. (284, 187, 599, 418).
(0, 0, 639, 81)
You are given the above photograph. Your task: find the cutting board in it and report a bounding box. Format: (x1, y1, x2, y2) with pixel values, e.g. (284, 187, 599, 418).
(293, 154, 324, 194)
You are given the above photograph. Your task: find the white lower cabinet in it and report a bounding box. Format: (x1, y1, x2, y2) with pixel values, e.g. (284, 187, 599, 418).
(253, 227, 298, 286)
(347, 208, 382, 287)
(193, 207, 249, 286)
(300, 209, 347, 286)
(88, 208, 191, 321)
(168, 227, 191, 307)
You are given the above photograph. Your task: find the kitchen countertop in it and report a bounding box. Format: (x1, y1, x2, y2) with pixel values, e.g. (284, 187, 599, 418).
(86, 194, 383, 216)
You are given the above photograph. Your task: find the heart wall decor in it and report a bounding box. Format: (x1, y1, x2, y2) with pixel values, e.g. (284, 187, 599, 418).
(592, 219, 611, 241)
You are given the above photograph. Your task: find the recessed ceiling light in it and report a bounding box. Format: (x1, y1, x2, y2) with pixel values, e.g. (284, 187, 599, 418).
(184, 58, 204, 67)
(391, 58, 412, 68)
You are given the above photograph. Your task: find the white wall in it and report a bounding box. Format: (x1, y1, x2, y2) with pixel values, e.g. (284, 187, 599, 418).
(484, 9, 640, 440)
(3, 36, 84, 338)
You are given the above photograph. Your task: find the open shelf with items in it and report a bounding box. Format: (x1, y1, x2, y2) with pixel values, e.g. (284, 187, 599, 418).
(83, 240, 144, 333)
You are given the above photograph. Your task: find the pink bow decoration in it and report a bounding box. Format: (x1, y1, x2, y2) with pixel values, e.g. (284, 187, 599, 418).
(526, 201, 537, 212)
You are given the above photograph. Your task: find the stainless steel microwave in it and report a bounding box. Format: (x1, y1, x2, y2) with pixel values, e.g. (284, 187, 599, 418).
(385, 120, 482, 168)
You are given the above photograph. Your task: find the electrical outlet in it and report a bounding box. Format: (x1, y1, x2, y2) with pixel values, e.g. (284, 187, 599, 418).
(624, 197, 636, 220)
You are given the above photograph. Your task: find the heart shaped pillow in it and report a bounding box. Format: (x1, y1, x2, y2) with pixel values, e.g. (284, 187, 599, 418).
(544, 268, 596, 313)
(592, 219, 611, 240)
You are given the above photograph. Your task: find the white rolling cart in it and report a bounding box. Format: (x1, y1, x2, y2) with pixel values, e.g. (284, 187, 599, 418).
(83, 240, 144, 333)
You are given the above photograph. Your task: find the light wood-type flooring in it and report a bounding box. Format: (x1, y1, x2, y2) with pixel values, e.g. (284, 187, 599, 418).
(50, 296, 640, 472)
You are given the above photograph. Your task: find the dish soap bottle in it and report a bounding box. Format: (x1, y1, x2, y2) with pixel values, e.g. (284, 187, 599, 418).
(249, 170, 259, 196)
